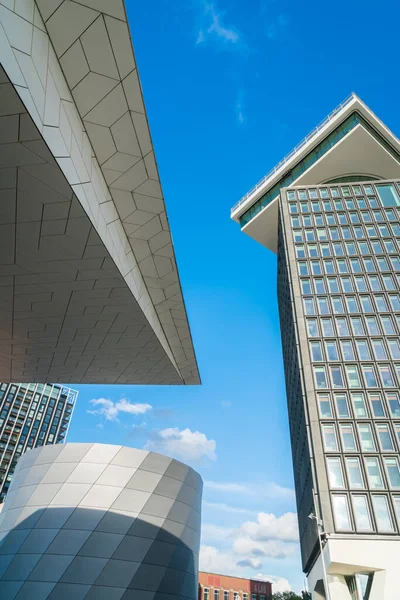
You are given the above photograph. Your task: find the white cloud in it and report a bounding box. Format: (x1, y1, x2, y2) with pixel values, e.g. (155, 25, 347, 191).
(87, 398, 152, 422)
(238, 512, 299, 542)
(255, 574, 291, 593)
(144, 427, 216, 462)
(204, 501, 253, 515)
(196, 2, 240, 47)
(237, 558, 263, 569)
(204, 480, 294, 500)
(201, 523, 234, 542)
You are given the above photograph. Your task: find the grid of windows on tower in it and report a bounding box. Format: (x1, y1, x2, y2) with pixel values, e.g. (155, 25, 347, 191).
(0, 383, 77, 501)
(288, 181, 400, 536)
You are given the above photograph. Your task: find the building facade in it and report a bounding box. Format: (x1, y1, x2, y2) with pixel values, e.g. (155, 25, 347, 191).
(199, 572, 272, 600)
(0, 0, 199, 386)
(0, 443, 202, 600)
(0, 383, 77, 502)
(231, 96, 400, 599)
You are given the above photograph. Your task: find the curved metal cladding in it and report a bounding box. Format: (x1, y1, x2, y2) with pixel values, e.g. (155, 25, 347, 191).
(0, 443, 202, 600)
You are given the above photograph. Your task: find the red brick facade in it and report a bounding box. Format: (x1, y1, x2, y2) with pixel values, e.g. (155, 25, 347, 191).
(198, 572, 272, 600)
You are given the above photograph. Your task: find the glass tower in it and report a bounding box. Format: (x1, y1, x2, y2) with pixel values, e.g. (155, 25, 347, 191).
(231, 95, 400, 599)
(0, 383, 77, 502)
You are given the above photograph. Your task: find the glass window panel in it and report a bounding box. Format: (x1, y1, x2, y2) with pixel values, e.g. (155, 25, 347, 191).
(388, 339, 400, 360)
(296, 245, 305, 258)
(341, 340, 355, 360)
(311, 260, 322, 275)
(317, 297, 330, 315)
(378, 365, 395, 387)
(395, 424, 400, 444)
(327, 457, 345, 488)
(307, 319, 319, 337)
(346, 296, 359, 313)
(384, 239, 396, 253)
(291, 216, 300, 227)
(331, 187, 340, 198)
(289, 203, 298, 213)
(322, 424, 338, 450)
(350, 258, 362, 273)
(301, 279, 312, 294)
(365, 457, 384, 489)
(326, 341, 339, 361)
(385, 459, 400, 488)
(314, 366, 328, 388)
(314, 214, 324, 226)
(334, 200, 343, 211)
(386, 393, 400, 417)
(340, 424, 357, 450)
(314, 279, 326, 293)
(383, 275, 395, 291)
(304, 298, 316, 315)
(357, 198, 367, 209)
(391, 224, 400, 236)
(305, 229, 315, 241)
(353, 185, 362, 195)
(366, 316, 380, 335)
(368, 275, 380, 291)
(345, 242, 357, 255)
(395, 364, 400, 385)
(332, 296, 344, 313)
(359, 424, 376, 451)
(379, 225, 391, 237)
(308, 244, 318, 257)
(323, 259, 334, 274)
(364, 185, 373, 195)
(378, 257, 390, 271)
(331, 366, 344, 388)
(376, 184, 400, 206)
(320, 189, 329, 199)
(346, 365, 361, 388)
(355, 276, 367, 292)
(371, 240, 383, 254)
(351, 317, 365, 335)
(381, 316, 396, 335)
(311, 200, 321, 211)
(341, 226, 351, 239)
(341, 277, 353, 292)
(352, 393, 368, 418)
(358, 241, 370, 254)
(356, 339, 371, 360)
(288, 192, 296, 201)
(366, 225, 377, 237)
(372, 496, 394, 531)
(310, 341, 323, 361)
(309, 189, 317, 199)
(321, 318, 334, 337)
(361, 211, 372, 223)
(333, 242, 344, 256)
(346, 457, 364, 489)
(300, 202, 309, 213)
(389, 294, 400, 311)
(372, 339, 387, 360)
(385, 208, 395, 220)
(336, 317, 350, 336)
(335, 394, 350, 418)
(364, 257, 376, 273)
(303, 217, 313, 229)
(294, 230, 303, 242)
(338, 213, 348, 224)
(318, 394, 332, 418)
(350, 212, 360, 224)
(342, 186, 351, 196)
(369, 196, 379, 208)
(328, 278, 339, 293)
(337, 259, 348, 273)
(298, 190, 307, 200)
(373, 209, 384, 222)
(375, 295, 389, 312)
(323, 200, 332, 211)
(346, 199, 355, 210)
(360, 295, 373, 312)
(392, 256, 400, 271)
(352, 496, 373, 531)
(317, 228, 328, 241)
(377, 424, 394, 451)
(362, 365, 378, 388)
(369, 393, 385, 418)
(332, 495, 352, 530)
(394, 497, 400, 526)
(299, 262, 308, 275)
(353, 225, 363, 238)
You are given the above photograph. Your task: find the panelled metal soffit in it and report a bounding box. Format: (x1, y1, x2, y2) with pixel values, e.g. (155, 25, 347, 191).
(0, 1, 200, 384)
(231, 96, 400, 252)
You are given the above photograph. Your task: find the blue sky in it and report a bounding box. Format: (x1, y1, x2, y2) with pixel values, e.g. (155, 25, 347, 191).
(67, 0, 400, 593)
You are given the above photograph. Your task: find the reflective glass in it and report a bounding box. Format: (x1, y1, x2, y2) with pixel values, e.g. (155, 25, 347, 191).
(346, 457, 364, 489)
(332, 495, 352, 530)
(326, 341, 339, 361)
(356, 339, 371, 360)
(341, 340, 355, 360)
(372, 496, 394, 531)
(336, 317, 350, 336)
(310, 341, 323, 361)
(346, 365, 361, 388)
(368, 275, 381, 291)
(321, 318, 334, 337)
(322, 424, 338, 450)
(369, 393, 385, 418)
(387, 393, 400, 417)
(372, 339, 387, 360)
(376, 184, 400, 206)
(335, 394, 350, 418)
(365, 457, 383, 488)
(340, 424, 357, 450)
(378, 365, 395, 387)
(352, 496, 372, 531)
(351, 317, 365, 335)
(314, 366, 328, 388)
(359, 424, 376, 451)
(327, 457, 345, 488)
(362, 365, 378, 388)
(307, 319, 319, 337)
(377, 424, 394, 451)
(318, 394, 332, 418)
(352, 393, 367, 418)
(331, 366, 344, 388)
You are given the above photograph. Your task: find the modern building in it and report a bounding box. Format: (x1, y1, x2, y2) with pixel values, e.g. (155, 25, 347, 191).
(0, 0, 199, 386)
(0, 383, 77, 503)
(0, 443, 202, 600)
(231, 95, 400, 599)
(199, 572, 272, 600)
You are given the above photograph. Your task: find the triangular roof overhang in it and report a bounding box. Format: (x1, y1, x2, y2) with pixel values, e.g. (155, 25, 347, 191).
(231, 95, 400, 253)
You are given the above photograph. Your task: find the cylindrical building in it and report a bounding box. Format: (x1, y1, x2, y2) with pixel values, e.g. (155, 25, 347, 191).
(0, 443, 202, 600)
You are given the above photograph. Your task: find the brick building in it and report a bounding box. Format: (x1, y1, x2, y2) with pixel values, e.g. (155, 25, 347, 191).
(199, 572, 272, 600)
